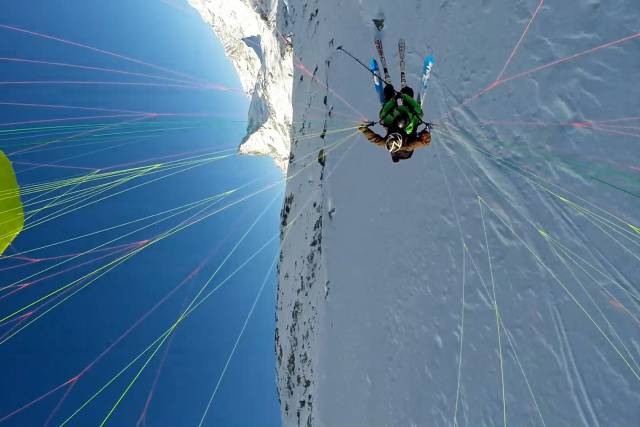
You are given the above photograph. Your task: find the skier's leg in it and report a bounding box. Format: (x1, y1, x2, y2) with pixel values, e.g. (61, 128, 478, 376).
(383, 84, 396, 102)
(401, 86, 414, 97)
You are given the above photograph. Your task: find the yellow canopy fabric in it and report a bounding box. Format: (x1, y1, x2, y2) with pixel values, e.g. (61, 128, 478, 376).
(0, 150, 24, 255)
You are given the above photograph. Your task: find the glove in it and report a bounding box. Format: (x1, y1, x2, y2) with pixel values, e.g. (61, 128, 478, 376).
(358, 121, 374, 131)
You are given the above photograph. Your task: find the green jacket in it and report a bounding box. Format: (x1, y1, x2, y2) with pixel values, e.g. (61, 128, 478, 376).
(379, 93, 423, 134)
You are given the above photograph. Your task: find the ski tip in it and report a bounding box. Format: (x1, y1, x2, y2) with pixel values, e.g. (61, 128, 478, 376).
(372, 18, 384, 30)
(336, 45, 343, 51)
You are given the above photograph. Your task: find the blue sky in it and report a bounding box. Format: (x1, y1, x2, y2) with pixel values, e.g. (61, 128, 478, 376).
(0, 1, 283, 426)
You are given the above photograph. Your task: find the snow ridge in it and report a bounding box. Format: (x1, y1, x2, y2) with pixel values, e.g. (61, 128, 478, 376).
(188, 0, 293, 171)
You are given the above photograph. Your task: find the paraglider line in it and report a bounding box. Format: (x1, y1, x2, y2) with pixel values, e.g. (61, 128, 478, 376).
(444, 30, 640, 119)
(589, 126, 640, 139)
(0, 243, 137, 304)
(12, 161, 96, 172)
(0, 56, 204, 86)
(95, 192, 281, 427)
(479, 198, 507, 427)
(0, 24, 208, 86)
(0, 375, 76, 424)
(437, 128, 640, 301)
(0, 114, 147, 128)
(135, 211, 250, 427)
(9, 116, 149, 156)
(495, 0, 545, 82)
(197, 256, 277, 427)
(597, 124, 640, 132)
(499, 31, 640, 85)
(0, 101, 152, 115)
(295, 61, 368, 122)
(594, 116, 640, 124)
(0, 80, 209, 90)
(0, 241, 144, 272)
(45, 224, 226, 427)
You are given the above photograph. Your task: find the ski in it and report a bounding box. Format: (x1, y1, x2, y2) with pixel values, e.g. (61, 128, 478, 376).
(373, 19, 391, 85)
(418, 55, 435, 108)
(399, 39, 406, 89)
(370, 58, 385, 104)
(374, 39, 391, 85)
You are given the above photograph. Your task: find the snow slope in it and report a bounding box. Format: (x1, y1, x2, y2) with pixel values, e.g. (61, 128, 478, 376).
(193, 0, 640, 426)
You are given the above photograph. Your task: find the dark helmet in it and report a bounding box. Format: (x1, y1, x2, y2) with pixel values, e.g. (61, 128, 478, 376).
(395, 111, 410, 130)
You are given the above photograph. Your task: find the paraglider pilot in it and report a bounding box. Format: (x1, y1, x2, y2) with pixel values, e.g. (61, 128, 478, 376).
(358, 84, 431, 163)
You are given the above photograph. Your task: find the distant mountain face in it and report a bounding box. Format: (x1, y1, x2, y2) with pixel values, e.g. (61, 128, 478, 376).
(188, 0, 293, 171)
(192, 0, 640, 426)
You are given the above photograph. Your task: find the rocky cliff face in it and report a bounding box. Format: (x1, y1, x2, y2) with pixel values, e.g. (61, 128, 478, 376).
(188, 0, 293, 171)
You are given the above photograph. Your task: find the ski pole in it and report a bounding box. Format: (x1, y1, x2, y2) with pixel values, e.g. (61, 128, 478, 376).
(337, 45, 406, 100)
(336, 46, 385, 83)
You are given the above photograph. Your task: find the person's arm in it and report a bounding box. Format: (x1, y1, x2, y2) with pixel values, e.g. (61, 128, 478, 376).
(358, 125, 386, 147)
(404, 129, 431, 150)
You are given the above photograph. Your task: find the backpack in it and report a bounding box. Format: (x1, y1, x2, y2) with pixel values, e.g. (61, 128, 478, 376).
(379, 93, 423, 134)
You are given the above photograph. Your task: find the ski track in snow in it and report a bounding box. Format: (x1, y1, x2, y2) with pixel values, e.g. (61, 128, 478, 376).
(190, 0, 640, 425)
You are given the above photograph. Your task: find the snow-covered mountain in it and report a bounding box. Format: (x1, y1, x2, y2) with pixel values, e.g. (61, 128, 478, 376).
(192, 0, 640, 426)
(188, 0, 293, 171)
